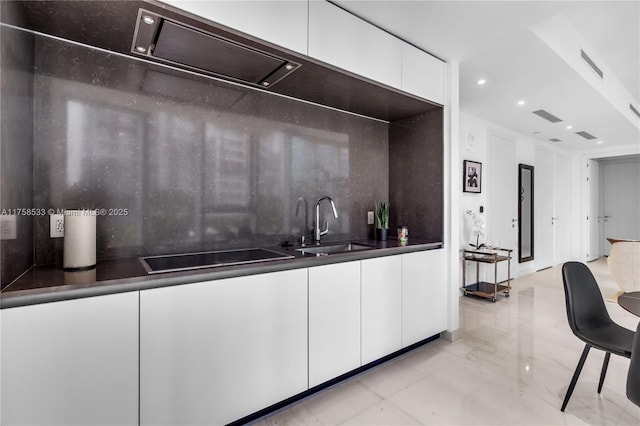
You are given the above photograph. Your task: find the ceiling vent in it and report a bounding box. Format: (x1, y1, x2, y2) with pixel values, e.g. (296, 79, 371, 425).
(532, 109, 563, 123)
(576, 131, 597, 140)
(581, 49, 603, 79)
(549, 138, 562, 142)
(630, 103, 640, 119)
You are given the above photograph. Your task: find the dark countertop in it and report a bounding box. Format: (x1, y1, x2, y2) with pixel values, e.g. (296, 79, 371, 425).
(1, 239, 443, 309)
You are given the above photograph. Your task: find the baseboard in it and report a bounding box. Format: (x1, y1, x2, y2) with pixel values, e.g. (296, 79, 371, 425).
(441, 328, 461, 342)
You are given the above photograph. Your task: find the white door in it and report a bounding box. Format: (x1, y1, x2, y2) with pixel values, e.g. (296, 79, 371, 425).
(555, 154, 572, 264)
(487, 132, 518, 279)
(602, 159, 640, 254)
(587, 160, 600, 260)
(535, 148, 554, 270)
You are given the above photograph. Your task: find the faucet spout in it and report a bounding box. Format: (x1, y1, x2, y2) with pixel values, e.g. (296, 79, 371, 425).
(314, 196, 338, 244)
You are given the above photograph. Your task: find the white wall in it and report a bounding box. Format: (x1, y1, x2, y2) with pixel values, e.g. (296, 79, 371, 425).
(444, 60, 460, 340)
(458, 112, 488, 248)
(458, 111, 580, 281)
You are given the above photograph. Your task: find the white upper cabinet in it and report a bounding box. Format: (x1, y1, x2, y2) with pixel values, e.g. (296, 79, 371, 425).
(401, 249, 447, 347)
(163, 0, 446, 104)
(161, 0, 309, 55)
(1, 293, 139, 426)
(402, 43, 445, 105)
(308, 0, 403, 90)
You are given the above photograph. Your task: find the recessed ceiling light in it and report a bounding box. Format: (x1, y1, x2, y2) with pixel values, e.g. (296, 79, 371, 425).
(597, 140, 604, 144)
(566, 125, 573, 130)
(135, 46, 147, 53)
(517, 100, 525, 106)
(142, 16, 155, 25)
(477, 79, 486, 85)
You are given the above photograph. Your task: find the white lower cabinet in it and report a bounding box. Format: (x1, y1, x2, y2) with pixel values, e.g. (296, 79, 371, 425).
(308, 261, 361, 387)
(0, 292, 139, 426)
(361, 255, 403, 364)
(139, 269, 308, 426)
(402, 249, 447, 347)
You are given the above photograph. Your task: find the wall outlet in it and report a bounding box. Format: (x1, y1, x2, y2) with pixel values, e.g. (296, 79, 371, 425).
(50, 214, 64, 238)
(367, 211, 374, 225)
(0, 214, 17, 240)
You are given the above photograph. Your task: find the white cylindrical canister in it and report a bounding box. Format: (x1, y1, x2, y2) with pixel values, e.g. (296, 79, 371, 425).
(63, 209, 97, 270)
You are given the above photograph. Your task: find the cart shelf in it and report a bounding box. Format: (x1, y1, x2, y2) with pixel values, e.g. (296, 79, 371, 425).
(461, 248, 512, 302)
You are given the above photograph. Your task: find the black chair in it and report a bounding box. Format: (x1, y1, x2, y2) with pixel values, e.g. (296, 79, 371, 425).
(561, 261, 635, 412)
(627, 321, 640, 406)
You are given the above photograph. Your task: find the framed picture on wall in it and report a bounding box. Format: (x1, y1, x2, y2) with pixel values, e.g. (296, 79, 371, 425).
(463, 160, 482, 193)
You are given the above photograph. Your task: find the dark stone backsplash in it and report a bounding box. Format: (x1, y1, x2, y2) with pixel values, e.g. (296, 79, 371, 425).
(1, 24, 34, 288)
(29, 34, 388, 265)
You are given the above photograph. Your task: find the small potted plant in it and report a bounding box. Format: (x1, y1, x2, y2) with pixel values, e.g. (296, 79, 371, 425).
(375, 201, 389, 241)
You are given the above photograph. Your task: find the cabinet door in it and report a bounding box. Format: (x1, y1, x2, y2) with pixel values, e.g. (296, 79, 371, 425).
(162, 0, 309, 54)
(402, 249, 447, 347)
(308, 0, 402, 89)
(361, 255, 402, 364)
(1, 293, 139, 426)
(140, 269, 308, 425)
(309, 261, 361, 387)
(401, 43, 445, 104)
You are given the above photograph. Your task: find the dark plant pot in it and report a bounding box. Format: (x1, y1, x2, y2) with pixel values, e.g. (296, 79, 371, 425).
(376, 228, 388, 241)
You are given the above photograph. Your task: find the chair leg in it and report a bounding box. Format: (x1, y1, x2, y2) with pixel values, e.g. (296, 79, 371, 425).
(561, 344, 591, 412)
(597, 352, 611, 394)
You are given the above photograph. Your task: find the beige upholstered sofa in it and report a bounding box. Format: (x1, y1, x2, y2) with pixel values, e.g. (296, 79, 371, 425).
(607, 239, 640, 293)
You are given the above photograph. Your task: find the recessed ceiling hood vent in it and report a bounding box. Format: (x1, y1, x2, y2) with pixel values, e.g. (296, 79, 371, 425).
(131, 9, 300, 89)
(580, 49, 603, 79)
(549, 138, 562, 142)
(532, 109, 563, 123)
(576, 131, 597, 140)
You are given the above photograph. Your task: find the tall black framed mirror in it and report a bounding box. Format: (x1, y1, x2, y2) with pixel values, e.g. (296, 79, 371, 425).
(518, 164, 534, 263)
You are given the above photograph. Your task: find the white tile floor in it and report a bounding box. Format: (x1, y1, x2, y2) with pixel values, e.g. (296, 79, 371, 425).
(254, 259, 640, 425)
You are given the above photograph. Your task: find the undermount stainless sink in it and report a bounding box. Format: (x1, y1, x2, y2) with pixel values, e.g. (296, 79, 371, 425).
(295, 243, 374, 256)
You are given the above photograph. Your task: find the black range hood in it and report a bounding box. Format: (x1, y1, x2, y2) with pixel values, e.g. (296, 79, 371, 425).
(131, 9, 300, 89)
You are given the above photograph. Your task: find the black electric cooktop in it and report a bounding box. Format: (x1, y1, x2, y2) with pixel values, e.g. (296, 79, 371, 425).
(140, 248, 294, 274)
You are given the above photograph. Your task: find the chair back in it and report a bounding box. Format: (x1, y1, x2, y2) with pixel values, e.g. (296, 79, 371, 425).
(562, 262, 613, 336)
(627, 321, 640, 406)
